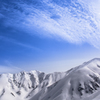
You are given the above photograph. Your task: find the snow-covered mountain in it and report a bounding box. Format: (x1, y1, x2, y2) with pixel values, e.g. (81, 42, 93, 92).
(1, 58, 100, 100)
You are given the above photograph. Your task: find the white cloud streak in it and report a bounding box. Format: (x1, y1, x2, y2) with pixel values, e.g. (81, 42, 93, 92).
(0, 36, 41, 51)
(1, 0, 100, 48)
(0, 60, 23, 74)
(0, 65, 22, 74)
(23, 0, 100, 48)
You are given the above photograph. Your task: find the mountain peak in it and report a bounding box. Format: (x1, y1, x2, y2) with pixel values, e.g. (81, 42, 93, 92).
(78, 58, 100, 68)
(89, 58, 100, 62)
(1, 58, 100, 100)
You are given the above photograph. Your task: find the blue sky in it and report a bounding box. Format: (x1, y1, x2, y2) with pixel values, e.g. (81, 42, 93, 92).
(0, 0, 100, 73)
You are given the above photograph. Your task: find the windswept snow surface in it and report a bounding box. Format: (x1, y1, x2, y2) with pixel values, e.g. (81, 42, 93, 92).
(1, 58, 100, 100)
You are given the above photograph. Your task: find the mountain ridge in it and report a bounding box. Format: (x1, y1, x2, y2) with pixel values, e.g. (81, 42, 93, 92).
(1, 58, 100, 100)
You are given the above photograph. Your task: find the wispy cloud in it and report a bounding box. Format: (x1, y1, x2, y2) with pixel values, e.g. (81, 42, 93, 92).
(0, 65, 23, 74)
(0, 65, 15, 74)
(0, 35, 41, 51)
(0, 60, 23, 74)
(1, 0, 100, 48)
(0, 64, 22, 74)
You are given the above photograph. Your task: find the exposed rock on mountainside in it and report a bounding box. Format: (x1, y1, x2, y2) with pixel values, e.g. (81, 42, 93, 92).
(1, 58, 100, 100)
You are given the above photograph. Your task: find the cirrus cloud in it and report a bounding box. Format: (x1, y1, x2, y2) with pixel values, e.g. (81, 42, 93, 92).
(0, 0, 100, 48)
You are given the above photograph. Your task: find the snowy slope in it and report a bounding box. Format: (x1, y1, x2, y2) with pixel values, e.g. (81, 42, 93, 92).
(0, 70, 67, 100)
(29, 58, 100, 100)
(1, 58, 100, 100)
